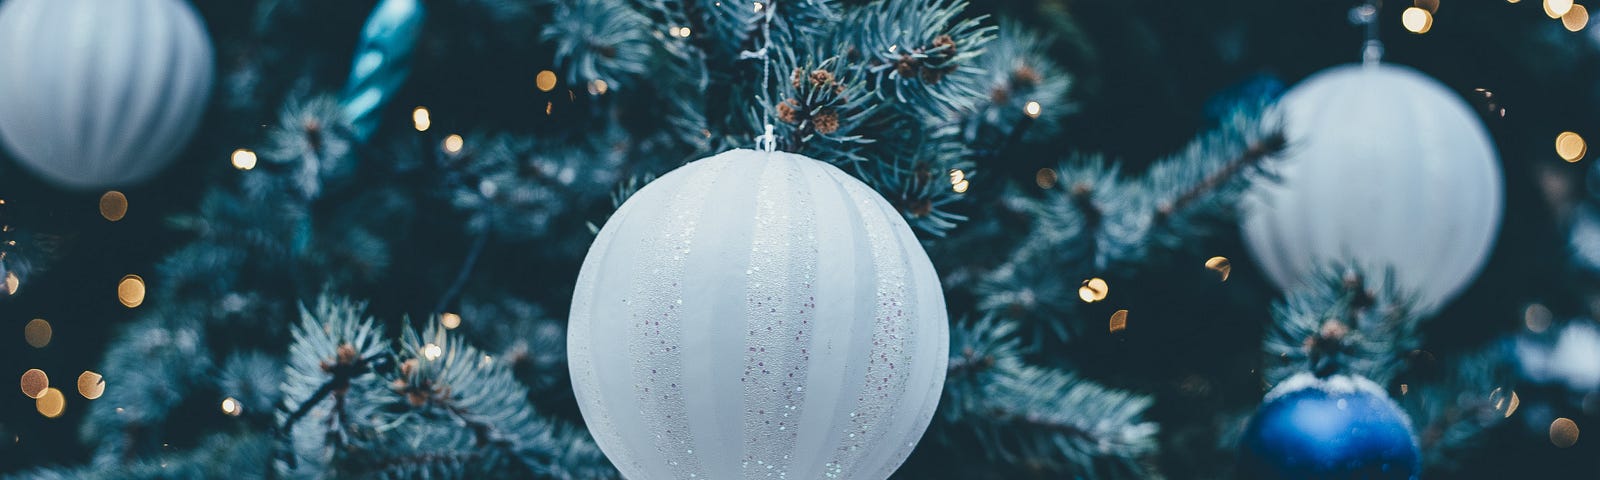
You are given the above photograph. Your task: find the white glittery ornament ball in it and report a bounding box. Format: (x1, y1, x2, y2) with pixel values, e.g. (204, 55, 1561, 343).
(568, 149, 949, 480)
(1241, 63, 1502, 314)
(0, 0, 215, 190)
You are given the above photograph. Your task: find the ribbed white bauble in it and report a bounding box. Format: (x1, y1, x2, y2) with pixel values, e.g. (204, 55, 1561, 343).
(568, 149, 949, 480)
(0, 0, 215, 190)
(1242, 64, 1502, 314)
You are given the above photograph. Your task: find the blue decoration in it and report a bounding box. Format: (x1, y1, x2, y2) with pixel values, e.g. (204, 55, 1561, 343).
(1239, 373, 1420, 480)
(1204, 71, 1285, 122)
(340, 0, 425, 141)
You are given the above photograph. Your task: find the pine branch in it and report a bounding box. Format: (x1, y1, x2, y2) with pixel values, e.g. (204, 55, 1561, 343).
(941, 317, 1160, 478)
(1155, 131, 1286, 223)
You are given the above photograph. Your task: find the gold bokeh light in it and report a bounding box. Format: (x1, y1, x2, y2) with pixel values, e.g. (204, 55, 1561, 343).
(1109, 310, 1128, 333)
(1205, 256, 1232, 281)
(25, 318, 50, 348)
(1551, 417, 1580, 447)
(77, 371, 104, 400)
(222, 397, 242, 416)
(118, 275, 146, 308)
(1548, 0, 1575, 18)
(536, 70, 558, 92)
(412, 107, 432, 132)
(21, 369, 47, 399)
(36, 387, 64, 418)
(1557, 131, 1587, 162)
(1401, 7, 1432, 34)
(1079, 278, 1109, 303)
(423, 343, 443, 361)
(1564, 4, 1590, 31)
(440, 312, 461, 330)
(231, 149, 257, 170)
(1024, 101, 1042, 118)
(99, 191, 128, 222)
(1036, 168, 1058, 189)
(443, 134, 465, 154)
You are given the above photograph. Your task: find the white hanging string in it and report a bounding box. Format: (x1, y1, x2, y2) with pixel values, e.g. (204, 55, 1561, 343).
(741, 2, 778, 153)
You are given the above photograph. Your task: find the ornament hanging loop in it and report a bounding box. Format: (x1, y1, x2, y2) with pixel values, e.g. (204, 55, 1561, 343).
(756, 124, 777, 152)
(1349, 0, 1384, 66)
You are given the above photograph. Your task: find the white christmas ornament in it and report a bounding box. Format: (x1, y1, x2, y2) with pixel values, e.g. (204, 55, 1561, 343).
(1242, 64, 1502, 313)
(0, 0, 215, 190)
(568, 149, 948, 480)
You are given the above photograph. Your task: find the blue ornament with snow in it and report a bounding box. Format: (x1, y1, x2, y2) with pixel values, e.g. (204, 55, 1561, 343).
(1238, 373, 1420, 480)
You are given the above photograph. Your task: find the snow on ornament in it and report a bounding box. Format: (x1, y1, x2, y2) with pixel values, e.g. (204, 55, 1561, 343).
(567, 149, 949, 480)
(0, 0, 215, 190)
(1241, 64, 1502, 314)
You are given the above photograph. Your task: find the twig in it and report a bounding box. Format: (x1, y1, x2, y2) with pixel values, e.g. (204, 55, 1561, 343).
(1156, 131, 1286, 221)
(433, 227, 489, 315)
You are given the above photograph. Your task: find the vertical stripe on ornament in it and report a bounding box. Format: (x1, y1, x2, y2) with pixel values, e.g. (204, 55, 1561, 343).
(339, 0, 424, 141)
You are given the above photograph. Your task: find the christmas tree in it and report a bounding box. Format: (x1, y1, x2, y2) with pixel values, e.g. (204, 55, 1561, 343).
(1, 0, 1596, 478)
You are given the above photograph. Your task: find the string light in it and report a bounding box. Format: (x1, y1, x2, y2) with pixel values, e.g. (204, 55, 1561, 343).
(440, 312, 461, 329)
(1563, 4, 1589, 31)
(952, 180, 970, 193)
(1109, 310, 1128, 333)
(20, 369, 47, 399)
(1547, 0, 1574, 18)
(423, 343, 443, 361)
(412, 107, 432, 132)
(77, 371, 104, 400)
(24, 319, 50, 348)
(1205, 256, 1232, 281)
(230, 149, 257, 170)
(1024, 101, 1042, 118)
(118, 275, 146, 308)
(99, 191, 128, 222)
(1401, 7, 1433, 33)
(1557, 131, 1587, 162)
(443, 134, 464, 154)
(589, 79, 609, 95)
(754, 2, 764, 12)
(672, 26, 692, 38)
(35, 388, 64, 418)
(4, 271, 18, 295)
(221, 397, 241, 416)
(1079, 278, 1109, 303)
(536, 70, 558, 92)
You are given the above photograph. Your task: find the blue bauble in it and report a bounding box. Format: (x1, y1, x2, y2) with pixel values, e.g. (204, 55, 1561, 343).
(1239, 373, 1420, 480)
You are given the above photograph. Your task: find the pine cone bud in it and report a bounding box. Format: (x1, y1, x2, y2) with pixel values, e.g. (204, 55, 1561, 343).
(776, 99, 801, 124)
(1013, 65, 1041, 87)
(809, 69, 834, 87)
(811, 109, 840, 134)
(336, 343, 357, 366)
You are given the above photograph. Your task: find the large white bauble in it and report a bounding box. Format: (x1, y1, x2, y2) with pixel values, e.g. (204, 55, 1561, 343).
(568, 149, 949, 480)
(1242, 64, 1502, 313)
(0, 0, 215, 190)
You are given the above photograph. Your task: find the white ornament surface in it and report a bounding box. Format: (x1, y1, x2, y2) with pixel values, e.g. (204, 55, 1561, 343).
(568, 149, 949, 480)
(0, 0, 215, 190)
(1241, 63, 1503, 314)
